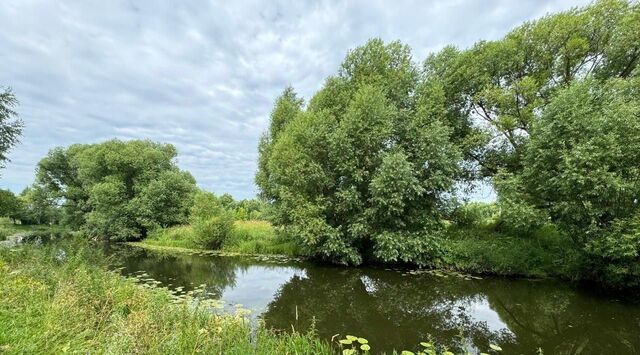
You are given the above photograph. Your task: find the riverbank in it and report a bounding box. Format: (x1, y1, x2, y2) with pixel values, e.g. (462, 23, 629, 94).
(0, 218, 69, 241)
(141, 220, 585, 282)
(144, 220, 300, 256)
(0, 241, 331, 354)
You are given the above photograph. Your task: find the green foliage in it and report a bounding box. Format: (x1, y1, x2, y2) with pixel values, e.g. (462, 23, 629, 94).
(36, 139, 197, 241)
(144, 220, 299, 256)
(191, 212, 235, 250)
(16, 186, 59, 225)
(450, 202, 499, 229)
(445, 224, 583, 279)
(523, 78, 640, 236)
(0, 87, 23, 171)
(0, 242, 332, 354)
(258, 39, 461, 266)
(493, 173, 549, 236)
(226, 220, 300, 256)
(584, 212, 640, 288)
(426, 0, 640, 176)
(0, 189, 22, 223)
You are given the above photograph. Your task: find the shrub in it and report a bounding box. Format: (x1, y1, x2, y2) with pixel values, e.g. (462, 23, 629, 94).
(584, 214, 640, 288)
(451, 202, 499, 229)
(191, 212, 235, 250)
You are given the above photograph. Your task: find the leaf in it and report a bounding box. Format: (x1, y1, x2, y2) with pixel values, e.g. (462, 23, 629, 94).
(444, 352, 454, 355)
(401, 351, 415, 355)
(339, 339, 353, 345)
(420, 342, 433, 348)
(357, 337, 368, 344)
(346, 335, 358, 341)
(360, 344, 371, 351)
(489, 344, 503, 351)
(343, 349, 355, 355)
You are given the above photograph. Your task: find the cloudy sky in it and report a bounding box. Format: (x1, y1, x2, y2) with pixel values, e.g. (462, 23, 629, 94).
(1, 0, 589, 199)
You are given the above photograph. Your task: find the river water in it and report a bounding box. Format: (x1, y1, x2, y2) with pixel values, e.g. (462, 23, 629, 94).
(106, 244, 640, 354)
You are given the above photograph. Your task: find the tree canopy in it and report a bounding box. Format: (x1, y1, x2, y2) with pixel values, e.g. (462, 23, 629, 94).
(0, 87, 23, 171)
(258, 39, 461, 265)
(36, 139, 197, 241)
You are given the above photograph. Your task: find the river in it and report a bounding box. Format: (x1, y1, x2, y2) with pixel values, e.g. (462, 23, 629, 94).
(105, 244, 640, 354)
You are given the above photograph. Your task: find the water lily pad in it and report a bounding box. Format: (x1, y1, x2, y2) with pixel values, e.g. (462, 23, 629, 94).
(360, 344, 371, 351)
(357, 337, 368, 344)
(489, 344, 503, 351)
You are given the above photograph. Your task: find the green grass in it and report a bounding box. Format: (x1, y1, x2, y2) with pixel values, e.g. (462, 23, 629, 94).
(144, 220, 300, 257)
(225, 220, 299, 256)
(0, 240, 331, 354)
(0, 218, 69, 241)
(443, 223, 584, 279)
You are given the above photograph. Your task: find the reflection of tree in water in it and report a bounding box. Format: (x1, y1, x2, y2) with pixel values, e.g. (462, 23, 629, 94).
(483, 279, 640, 354)
(105, 245, 242, 298)
(262, 267, 507, 353)
(263, 266, 640, 354)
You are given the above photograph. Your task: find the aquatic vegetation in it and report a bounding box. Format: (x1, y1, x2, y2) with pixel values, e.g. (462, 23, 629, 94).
(336, 334, 504, 355)
(0, 242, 332, 354)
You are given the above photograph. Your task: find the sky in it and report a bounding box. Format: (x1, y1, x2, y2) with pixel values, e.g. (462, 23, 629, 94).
(0, 0, 590, 200)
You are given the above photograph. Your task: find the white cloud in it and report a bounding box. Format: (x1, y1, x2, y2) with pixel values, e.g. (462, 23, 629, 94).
(0, 0, 589, 198)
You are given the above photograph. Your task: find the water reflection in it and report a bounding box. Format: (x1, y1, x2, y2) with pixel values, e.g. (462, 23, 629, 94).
(106, 245, 640, 354)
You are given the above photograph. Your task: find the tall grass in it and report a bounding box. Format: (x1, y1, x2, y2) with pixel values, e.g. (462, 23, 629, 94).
(144, 220, 300, 256)
(0, 240, 331, 354)
(225, 220, 299, 256)
(444, 222, 584, 279)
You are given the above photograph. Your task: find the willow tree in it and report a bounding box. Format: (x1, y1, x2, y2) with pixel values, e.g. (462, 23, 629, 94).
(37, 139, 197, 241)
(257, 39, 462, 265)
(425, 0, 640, 176)
(0, 87, 23, 171)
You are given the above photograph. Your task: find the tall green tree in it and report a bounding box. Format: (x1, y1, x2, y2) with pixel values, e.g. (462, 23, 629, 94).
(0, 87, 23, 171)
(0, 189, 23, 224)
(256, 87, 304, 203)
(18, 185, 58, 225)
(36, 139, 197, 241)
(426, 0, 640, 176)
(258, 39, 461, 265)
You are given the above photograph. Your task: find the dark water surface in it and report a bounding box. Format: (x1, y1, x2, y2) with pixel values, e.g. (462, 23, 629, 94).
(105, 245, 640, 354)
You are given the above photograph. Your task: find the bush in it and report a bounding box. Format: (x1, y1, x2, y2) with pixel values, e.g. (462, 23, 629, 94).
(191, 212, 235, 250)
(445, 225, 583, 278)
(451, 202, 499, 229)
(584, 214, 640, 288)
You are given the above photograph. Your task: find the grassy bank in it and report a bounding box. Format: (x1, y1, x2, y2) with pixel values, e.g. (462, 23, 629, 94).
(443, 225, 584, 280)
(0, 241, 331, 354)
(144, 220, 300, 256)
(0, 218, 69, 241)
(142, 219, 585, 281)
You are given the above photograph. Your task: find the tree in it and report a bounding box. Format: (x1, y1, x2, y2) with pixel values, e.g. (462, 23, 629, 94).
(18, 185, 58, 225)
(425, 0, 640, 176)
(0, 189, 23, 224)
(0, 87, 23, 171)
(256, 87, 304, 203)
(258, 39, 461, 265)
(36, 139, 197, 241)
(189, 190, 234, 249)
(519, 78, 640, 287)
